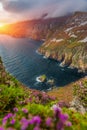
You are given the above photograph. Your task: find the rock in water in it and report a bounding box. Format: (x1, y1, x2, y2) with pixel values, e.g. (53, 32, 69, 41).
(36, 75, 47, 83)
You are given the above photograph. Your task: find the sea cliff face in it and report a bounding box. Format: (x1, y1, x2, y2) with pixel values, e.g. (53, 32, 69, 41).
(38, 12, 87, 72)
(0, 16, 69, 40)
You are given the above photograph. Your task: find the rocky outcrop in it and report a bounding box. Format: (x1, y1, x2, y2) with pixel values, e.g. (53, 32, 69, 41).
(70, 97, 87, 114)
(70, 77, 87, 113)
(38, 44, 87, 72)
(36, 75, 47, 83)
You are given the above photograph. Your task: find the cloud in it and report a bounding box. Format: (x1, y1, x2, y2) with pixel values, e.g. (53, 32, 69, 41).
(47, 0, 87, 17)
(1, 0, 30, 13)
(0, 0, 87, 22)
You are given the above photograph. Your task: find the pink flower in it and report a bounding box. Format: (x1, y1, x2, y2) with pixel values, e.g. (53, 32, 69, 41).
(60, 113, 69, 123)
(57, 122, 64, 130)
(0, 126, 4, 130)
(20, 118, 29, 130)
(33, 116, 41, 125)
(10, 119, 15, 125)
(52, 104, 61, 117)
(2, 113, 13, 125)
(22, 108, 28, 114)
(46, 117, 52, 126)
(13, 107, 18, 112)
(2, 117, 7, 125)
(7, 113, 13, 118)
(66, 121, 72, 127)
(28, 119, 34, 125)
(52, 105, 61, 112)
(34, 126, 40, 130)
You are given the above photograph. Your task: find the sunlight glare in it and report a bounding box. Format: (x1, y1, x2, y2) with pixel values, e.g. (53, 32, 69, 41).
(0, 23, 4, 28)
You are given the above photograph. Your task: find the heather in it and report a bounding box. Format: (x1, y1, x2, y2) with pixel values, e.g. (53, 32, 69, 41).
(74, 80, 87, 108)
(0, 58, 87, 130)
(0, 76, 72, 130)
(72, 79, 87, 112)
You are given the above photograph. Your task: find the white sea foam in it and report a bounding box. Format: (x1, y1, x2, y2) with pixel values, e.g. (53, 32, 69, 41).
(43, 56, 47, 59)
(47, 88, 52, 91)
(36, 50, 42, 55)
(36, 76, 42, 83)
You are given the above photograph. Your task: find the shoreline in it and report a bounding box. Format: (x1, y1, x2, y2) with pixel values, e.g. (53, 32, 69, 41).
(38, 47, 87, 74)
(48, 77, 87, 103)
(0, 55, 87, 105)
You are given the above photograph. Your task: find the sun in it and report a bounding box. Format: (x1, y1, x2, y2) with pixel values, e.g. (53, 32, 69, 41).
(0, 23, 4, 27)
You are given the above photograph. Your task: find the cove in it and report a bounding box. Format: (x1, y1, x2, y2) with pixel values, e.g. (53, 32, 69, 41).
(0, 35, 85, 91)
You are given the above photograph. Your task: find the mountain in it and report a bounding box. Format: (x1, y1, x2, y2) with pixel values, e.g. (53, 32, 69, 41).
(38, 12, 87, 72)
(0, 16, 69, 40)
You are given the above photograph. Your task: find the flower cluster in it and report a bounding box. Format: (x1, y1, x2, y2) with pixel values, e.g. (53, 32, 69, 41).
(0, 105, 72, 130)
(18, 90, 56, 107)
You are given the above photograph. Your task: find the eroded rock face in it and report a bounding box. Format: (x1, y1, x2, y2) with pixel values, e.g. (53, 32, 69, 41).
(39, 45, 87, 72)
(45, 51, 51, 58)
(70, 97, 87, 114)
(38, 12, 87, 72)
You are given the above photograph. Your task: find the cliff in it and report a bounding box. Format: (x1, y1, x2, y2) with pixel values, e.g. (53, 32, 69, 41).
(0, 12, 87, 72)
(0, 16, 69, 40)
(38, 12, 87, 72)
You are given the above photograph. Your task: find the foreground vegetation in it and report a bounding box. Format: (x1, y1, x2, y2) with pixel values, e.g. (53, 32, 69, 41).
(0, 57, 87, 130)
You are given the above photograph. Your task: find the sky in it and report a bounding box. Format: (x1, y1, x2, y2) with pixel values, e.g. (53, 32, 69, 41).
(0, 0, 87, 24)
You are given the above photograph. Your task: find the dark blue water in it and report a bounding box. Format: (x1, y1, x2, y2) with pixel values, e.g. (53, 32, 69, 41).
(0, 35, 85, 91)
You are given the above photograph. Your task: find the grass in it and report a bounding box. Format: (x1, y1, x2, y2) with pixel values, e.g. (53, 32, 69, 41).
(67, 42, 84, 49)
(48, 84, 73, 104)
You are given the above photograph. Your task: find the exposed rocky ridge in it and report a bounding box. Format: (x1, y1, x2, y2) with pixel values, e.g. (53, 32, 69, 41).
(0, 16, 70, 40)
(38, 12, 87, 72)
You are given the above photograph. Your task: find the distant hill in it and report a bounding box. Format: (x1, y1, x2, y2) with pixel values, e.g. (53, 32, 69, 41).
(0, 15, 70, 40)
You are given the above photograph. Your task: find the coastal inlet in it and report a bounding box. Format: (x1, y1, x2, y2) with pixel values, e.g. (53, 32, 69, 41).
(0, 35, 85, 91)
